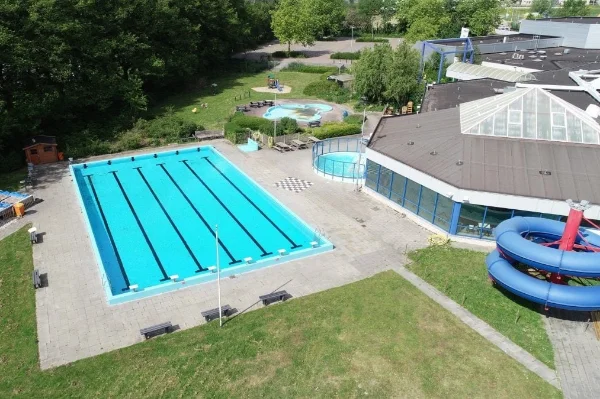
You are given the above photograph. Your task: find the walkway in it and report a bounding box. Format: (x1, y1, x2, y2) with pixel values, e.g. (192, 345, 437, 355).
(545, 310, 600, 398)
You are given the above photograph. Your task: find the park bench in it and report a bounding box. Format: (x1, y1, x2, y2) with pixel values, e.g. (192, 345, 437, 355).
(263, 100, 274, 106)
(249, 101, 261, 108)
(307, 121, 321, 128)
(32, 269, 42, 289)
(236, 105, 249, 112)
(259, 290, 288, 306)
(201, 305, 233, 322)
(29, 228, 38, 244)
(140, 322, 172, 339)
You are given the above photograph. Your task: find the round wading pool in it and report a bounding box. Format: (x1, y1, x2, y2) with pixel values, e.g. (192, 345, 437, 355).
(263, 103, 333, 122)
(312, 138, 365, 182)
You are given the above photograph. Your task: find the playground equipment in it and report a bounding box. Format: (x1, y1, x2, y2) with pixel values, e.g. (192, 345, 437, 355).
(267, 74, 279, 89)
(486, 200, 600, 311)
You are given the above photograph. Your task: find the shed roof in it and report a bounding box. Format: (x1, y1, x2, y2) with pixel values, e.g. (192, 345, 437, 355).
(23, 135, 57, 149)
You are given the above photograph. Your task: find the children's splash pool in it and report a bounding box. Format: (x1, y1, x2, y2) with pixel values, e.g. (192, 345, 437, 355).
(263, 103, 333, 122)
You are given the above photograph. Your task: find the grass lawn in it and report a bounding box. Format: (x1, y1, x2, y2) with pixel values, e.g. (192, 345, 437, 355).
(149, 71, 324, 130)
(0, 227, 560, 398)
(408, 245, 555, 369)
(0, 168, 27, 192)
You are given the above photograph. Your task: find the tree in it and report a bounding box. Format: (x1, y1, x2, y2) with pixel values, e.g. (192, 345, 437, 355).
(399, 0, 451, 42)
(271, 0, 344, 53)
(456, 0, 502, 36)
(358, 0, 383, 37)
(529, 0, 552, 16)
(384, 42, 421, 106)
(353, 43, 421, 105)
(554, 0, 589, 17)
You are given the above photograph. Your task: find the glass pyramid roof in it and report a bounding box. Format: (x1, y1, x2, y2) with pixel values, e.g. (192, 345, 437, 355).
(459, 87, 600, 144)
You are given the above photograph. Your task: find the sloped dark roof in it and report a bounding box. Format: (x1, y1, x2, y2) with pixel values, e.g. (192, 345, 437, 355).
(421, 79, 508, 112)
(23, 135, 57, 149)
(368, 109, 600, 203)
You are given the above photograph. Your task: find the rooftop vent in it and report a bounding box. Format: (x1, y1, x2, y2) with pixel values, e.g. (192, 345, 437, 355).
(586, 104, 600, 119)
(430, 151, 438, 156)
(407, 141, 414, 145)
(564, 48, 571, 54)
(493, 88, 504, 94)
(456, 160, 464, 166)
(539, 170, 552, 176)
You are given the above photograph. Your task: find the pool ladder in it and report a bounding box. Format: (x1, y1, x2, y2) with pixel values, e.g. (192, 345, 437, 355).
(313, 227, 326, 244)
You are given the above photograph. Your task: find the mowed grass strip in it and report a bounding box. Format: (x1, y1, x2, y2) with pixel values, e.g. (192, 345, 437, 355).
(1, 227, 560, 398)
(0, 168, 28, 192)
(150, 71, 323, 130)
(408, 245, 555, 369)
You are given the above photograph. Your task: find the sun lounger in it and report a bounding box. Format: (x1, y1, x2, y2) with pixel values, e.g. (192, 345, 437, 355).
(307, 136, 321, 144)
(290, 139, 308, 149)
(273, 142, 294, 152)
(236, 105, 249, 112)
(307, 121, 321, 128)
(263, 100, 274, 106)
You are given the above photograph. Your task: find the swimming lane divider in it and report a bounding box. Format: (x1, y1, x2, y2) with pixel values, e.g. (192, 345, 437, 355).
(110, 171, 170, 281)
(86, 175, 131, 291)
(135, 167, 206, 273)
(156, 163, 242, 266)
(181, 160, 273, 258)
(203, 157, 302, 249)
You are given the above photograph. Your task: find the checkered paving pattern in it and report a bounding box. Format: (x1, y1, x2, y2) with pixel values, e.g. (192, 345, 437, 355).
(275, 177, 313, 193)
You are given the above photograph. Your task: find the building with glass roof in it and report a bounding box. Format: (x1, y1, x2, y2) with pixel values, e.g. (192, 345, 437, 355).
(364, 77, 600, 240)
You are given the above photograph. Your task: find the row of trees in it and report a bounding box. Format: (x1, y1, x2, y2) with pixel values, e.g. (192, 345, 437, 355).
(0, 0, 277, 167)
(529, 0, 591, 18)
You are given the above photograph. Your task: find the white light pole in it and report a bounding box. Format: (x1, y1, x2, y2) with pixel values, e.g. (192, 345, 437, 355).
(355, 108, 367, 191)
(351, 26, 355, 49)
(215, 224, 223, 327)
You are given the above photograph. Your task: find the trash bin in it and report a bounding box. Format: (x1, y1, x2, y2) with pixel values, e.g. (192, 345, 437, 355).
(14, 202, 25, 217)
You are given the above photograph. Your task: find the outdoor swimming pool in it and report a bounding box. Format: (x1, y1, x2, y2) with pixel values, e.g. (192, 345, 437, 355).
(263, 103, 333, 122)
(312, 138, 365, 182)
(71, 146, 333, 304)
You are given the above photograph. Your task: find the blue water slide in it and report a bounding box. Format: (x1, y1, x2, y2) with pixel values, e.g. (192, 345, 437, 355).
(486, 251, 600, 311)
(486, 217, 600, 311)
(494, 217, 600, 277)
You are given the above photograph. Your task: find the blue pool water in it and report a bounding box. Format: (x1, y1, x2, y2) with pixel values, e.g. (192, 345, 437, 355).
(263, 103, 333, 122)
(71, 146, 333, 304)
(314, 152, 365, 180)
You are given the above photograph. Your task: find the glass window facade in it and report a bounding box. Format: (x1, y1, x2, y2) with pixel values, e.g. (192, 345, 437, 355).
(365, 159, 572, 240)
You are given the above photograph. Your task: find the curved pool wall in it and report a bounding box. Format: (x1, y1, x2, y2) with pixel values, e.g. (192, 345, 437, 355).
(312, 138, 365, 183)
(263, 103, 333, 123)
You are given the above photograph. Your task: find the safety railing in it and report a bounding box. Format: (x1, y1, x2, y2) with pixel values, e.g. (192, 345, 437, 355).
(312, 138, 366, 181)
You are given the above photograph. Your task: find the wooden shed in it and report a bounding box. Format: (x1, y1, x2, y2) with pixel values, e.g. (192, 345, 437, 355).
(23, 135, 59, 165)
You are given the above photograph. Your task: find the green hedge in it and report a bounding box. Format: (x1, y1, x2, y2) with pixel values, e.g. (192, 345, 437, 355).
(310, 122, 361, 139)
(272, 50, 305, 58)
(224, 122, 247, 144)
(330, 52, 361, 60)
(303, 80, 352, 104)
(355, 37, 388, 43)
(281, 62, 337, 74)
(230, 113, 265, 131)
(344, 114, 366, 125)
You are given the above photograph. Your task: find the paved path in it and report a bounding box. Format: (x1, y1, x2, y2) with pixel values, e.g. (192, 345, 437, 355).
(544, 310, 600, 398)
(394, 265, 561, 389)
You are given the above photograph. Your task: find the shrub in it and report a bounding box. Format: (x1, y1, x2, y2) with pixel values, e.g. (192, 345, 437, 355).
(258, 120, 284, 137)
(344, 114, 366, 125)
(111, 130, 144, 153)
(224, 122, 247, 144)
(330, 52, 361, 60)
(279, 117, 298, 134)
(303, 80, 352, 104)
(272, 50, 305, 58)
(281, 62, 337, 74)
(230, 113, 265, 131)
(0, 152, 24, 173)
(310, 122, 362, 139)
(146, 115, 199, 141)
(355, 37, 388, 43)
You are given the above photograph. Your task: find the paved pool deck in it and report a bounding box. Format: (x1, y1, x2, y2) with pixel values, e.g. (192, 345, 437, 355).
(31, 140, 430, 369)
(26, 139, 559, 390)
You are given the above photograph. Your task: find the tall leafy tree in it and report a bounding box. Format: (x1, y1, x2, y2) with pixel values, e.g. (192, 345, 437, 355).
(399, 0, 451, 42)
(529, 0, 553, 16)
(353, 43, 421, 105)
(554, 0, 589, 17)
(456, 0, 502, 36)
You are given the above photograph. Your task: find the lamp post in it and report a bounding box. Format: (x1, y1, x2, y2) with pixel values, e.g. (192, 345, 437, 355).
(351, 26, 355, 49)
